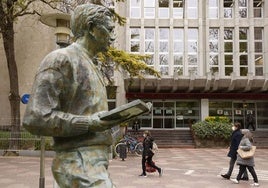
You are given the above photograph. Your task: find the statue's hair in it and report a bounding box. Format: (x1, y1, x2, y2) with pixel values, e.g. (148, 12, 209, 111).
(71, 4, 112, 39)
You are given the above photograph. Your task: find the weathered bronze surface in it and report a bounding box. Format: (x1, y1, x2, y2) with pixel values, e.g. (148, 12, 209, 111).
(23, 4, 119, 187)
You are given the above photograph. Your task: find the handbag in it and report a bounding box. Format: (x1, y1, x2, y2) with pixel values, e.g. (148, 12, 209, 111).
(146, 161, 156, 173)
(237, 146, 256, 159)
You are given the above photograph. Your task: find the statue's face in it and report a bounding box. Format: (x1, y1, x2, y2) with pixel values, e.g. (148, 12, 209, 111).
(90, 15, 115, 52)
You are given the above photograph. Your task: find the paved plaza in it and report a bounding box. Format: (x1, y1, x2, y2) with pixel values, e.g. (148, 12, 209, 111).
(0, 148, 268, 188)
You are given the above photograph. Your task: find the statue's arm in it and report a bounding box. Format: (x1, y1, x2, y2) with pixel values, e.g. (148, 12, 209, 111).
(23, 68, 118, 137)
(22, 69, 83, 137)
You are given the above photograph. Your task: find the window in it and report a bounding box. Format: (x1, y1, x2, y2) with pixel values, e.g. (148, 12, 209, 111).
(174, 28, 184, 76)
(239, 28, 248, 76)
(176, 101, 200, 128)
(144, 0, 155, 18)
(144, 28, 155, 66)
(224, 28, 233, 76)
(209, 101, 232, 118)
(256, 102, 268, 129)
(130, 0, 141, 18)
(130, 28, 140, 53)
(127, 27, 201, 77)
(209, 0, 219, 19)
(253, 0, 263, 18)
(188, 28, 198, 75)
(254, 28, 263, 76)
(209, 28, 219, 74)
(159, 0, 169, 18)
(224, 0, 233, 18)
(187, 0, 198, 18)
(107, 86, 117, 111)
(159, 28, 169, 75)
(173, 0, 184, 18)
(239, 0, 247, 18)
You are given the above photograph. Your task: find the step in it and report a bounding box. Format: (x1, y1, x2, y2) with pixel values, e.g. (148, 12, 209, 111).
(127, 129, 268, 148)
(149, 130, 195, 148)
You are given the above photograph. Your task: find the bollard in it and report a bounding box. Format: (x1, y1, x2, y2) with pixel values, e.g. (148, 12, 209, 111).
(39, 136, 45, 188)
(119, 143, 127, 161)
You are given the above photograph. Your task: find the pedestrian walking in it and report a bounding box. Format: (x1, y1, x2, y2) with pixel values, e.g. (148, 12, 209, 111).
(231, 131, 259, 187)
(221, 122, 248, 180)
(246, 112, 256, 131)
(139, 130, 163, 177)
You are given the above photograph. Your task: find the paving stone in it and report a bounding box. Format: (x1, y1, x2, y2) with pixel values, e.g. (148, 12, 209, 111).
(0, 148, 267, 188)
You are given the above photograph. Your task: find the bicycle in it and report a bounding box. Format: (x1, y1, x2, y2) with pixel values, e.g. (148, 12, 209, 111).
(114, 135, 143, 157)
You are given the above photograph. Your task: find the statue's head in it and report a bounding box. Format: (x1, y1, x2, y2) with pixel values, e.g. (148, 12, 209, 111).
(71, 4, 115, 50)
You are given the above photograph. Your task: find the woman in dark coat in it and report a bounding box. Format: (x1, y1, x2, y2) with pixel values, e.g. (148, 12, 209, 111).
(139, 131, 162, 177)
(221, 122, 248, 180)
(231, 131, 259, 186)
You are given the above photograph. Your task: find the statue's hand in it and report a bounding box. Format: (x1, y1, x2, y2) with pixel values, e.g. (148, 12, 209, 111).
(87, 111, 120, 132)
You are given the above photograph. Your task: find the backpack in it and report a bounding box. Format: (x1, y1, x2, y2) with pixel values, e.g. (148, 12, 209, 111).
(151, 142, 158, 154)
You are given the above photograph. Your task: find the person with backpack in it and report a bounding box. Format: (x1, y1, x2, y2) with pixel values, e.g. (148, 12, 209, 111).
(139, 130, 163, 177)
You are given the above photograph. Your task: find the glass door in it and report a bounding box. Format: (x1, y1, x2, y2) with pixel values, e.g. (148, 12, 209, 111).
(152, 101, 175, 129)
(152, 101, 164, 128)
(163, 102, 175, 129)
(175, 101, 200, 128)
(233, 102, 256, 129)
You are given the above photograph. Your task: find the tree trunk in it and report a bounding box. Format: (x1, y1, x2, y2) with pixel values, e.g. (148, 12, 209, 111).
(1, 21, 21, 150)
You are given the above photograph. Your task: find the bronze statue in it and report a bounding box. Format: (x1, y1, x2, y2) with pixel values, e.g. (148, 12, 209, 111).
(23, 4, 120, 187)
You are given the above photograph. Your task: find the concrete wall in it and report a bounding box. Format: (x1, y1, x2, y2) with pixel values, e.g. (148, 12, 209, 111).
(0, 14, 55, 125)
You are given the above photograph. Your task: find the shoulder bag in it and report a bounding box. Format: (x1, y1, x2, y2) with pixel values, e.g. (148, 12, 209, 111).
(237, 146, 256, 159)
(150, 141, 158, 154)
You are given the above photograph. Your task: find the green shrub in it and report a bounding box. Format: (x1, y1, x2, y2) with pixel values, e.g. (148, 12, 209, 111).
(0, 131, 53, 150)
(0, 131, 10, 149)
(33, 137, 53, 150)
(205, 116, 231, 124)
(192, 116, 232, 141)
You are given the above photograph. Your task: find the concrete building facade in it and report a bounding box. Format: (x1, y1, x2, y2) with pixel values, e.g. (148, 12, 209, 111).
(118, 0, 268, 130)
(0, 14, 56, 125)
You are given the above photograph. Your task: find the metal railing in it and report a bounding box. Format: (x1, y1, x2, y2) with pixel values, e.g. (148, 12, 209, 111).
(0, 125, 52, 151)
(0, 125, 122, 152)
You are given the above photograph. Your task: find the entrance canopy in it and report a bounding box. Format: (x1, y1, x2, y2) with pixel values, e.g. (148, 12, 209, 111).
(125, 76, 268, 100)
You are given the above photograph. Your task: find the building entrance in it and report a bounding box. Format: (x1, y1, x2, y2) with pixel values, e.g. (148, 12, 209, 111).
(150, 100, 200, 129)
(233, 102, 256, 129)
(152, 101, 174, 129)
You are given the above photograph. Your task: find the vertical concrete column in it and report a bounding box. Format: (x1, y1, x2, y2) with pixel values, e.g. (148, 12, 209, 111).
(219, 0, 224, 77)
(233, 0, 240, 76)
(170, 25, 174, 76)
(199, 0, 206, 77)
(263, 0, 268, 75)
(248, 0, 254, 75)
(201, 99, 209, 121)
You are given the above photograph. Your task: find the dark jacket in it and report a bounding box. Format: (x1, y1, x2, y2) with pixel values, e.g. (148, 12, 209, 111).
(228, 129, 243, 159)
(142, 136, 154, 157)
